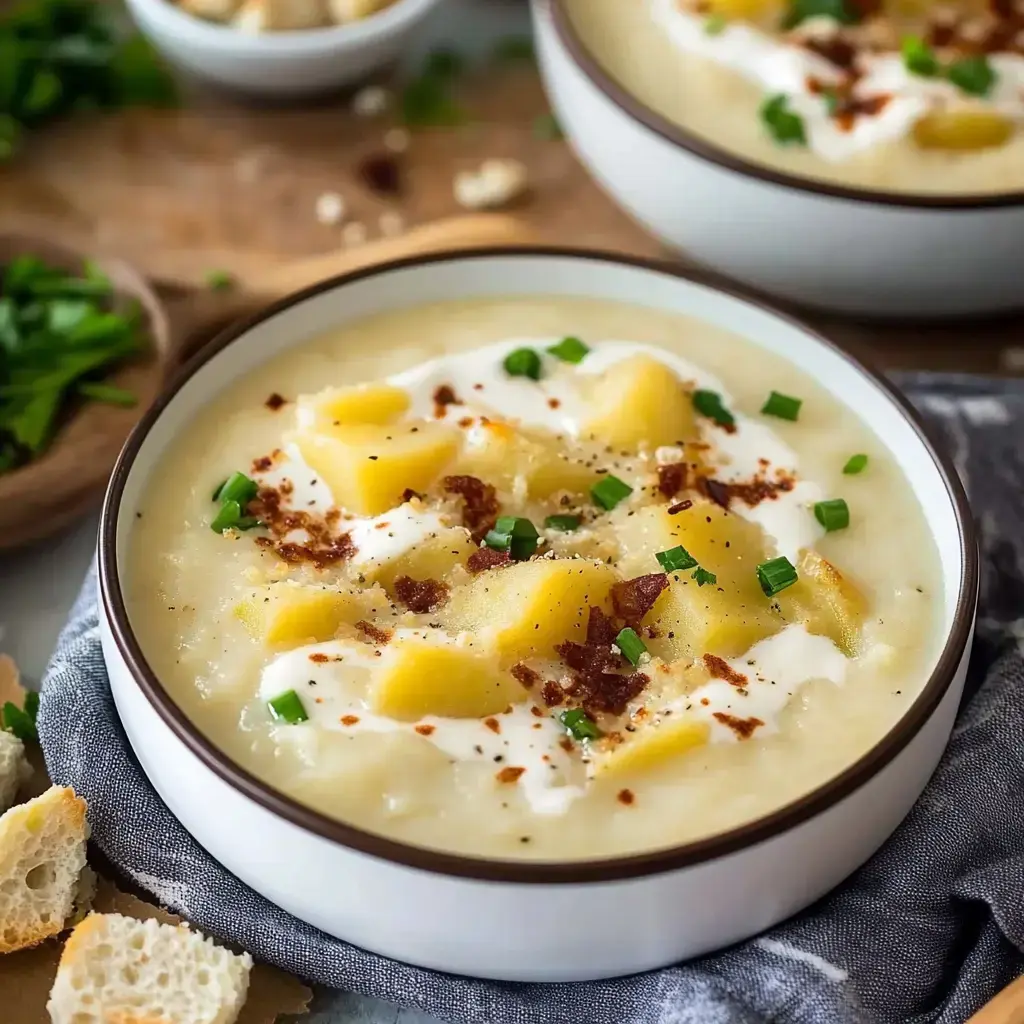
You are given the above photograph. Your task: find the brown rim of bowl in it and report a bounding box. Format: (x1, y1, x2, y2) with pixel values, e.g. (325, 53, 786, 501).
(99, 246, 978, 886)
(546, 0, 1024, 211)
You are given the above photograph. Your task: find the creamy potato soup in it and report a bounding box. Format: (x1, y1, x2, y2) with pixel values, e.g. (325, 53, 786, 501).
(567, 0, 1024, 195)
(129, 297, 942, 861)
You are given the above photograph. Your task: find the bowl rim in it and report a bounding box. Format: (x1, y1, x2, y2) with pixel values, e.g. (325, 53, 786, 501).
(128, 0, 441, 51)
(99, 246, 978, 885)
(545, 0, 1024, 212)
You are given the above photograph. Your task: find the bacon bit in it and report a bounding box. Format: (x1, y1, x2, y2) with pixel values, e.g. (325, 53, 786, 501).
(467, 547, 511, 573)
(415, 724, 436, 736)
(496, 765, 526, 784)
(433, 384, 462, 419)
(249, 485, 358, 568)
(657, 463, 687, 498)
(668, 499, 693, 515)
(701, 478, 731, 511)
(309, 653, 329, 663)
(356, 620, 392, 645)
(472, 382, 484, 391)
(457, 416, 474, 428)
(484, 717, 501, 734)
(511, 663, 540, 689)
(558, 736, 574, 752)
(547, 397, 561, 410)
(542, 681, 565, 707)
(803, 36, 857, 69)
(703, 654, 748, 688)
(341, 715, 360, 726)
(394, 575, 449, 613)
(617, 788, 635, 806)
(713, 712, 764, 740)
(530, 705, 544, 718)
(252, 455, 273, 472)
(586, 605, 617, 646)
(612, 574, 668, 628)
(265, 392, 287, 411)
(700, 697, 710, 706)
(444, 475, 499, 542)
(566, 671, 649, 717)
(834, 94, 892, 132)
(701, 471, 797, 512)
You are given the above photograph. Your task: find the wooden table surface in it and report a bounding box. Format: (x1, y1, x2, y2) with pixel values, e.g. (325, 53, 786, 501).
(1, 57, 1021, 379)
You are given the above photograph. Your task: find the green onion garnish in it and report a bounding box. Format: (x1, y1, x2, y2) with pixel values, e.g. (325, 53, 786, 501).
(692, 389, 736, 429)
(547, 336, 589, 363)
(947, 55, 995, 97)
(267, 689, 308, 725)
(901, 36, 939, 77)
(484, 515, 539, 560)
(761, 391, 802, 421)
(756, 556, 799, 597)
(781, 0, 859, 29)
(503, 347, 543, 381)
(76, 382, 137, 407)
(615, 627, 648, 666)
(843, 453, 868, 475)
(544, 514, 581, 532)
(760, 94, 807, 146)
(215, 471, 259, 506)
(656, 545, 697, 572)
(692, 567, 717, 587)
(590, 475, 633, 510)
(814, 498, 850, 532)
(559, 708, 601, 741)
(205, 269, 234, 291)
(210, 500, 260, 534)
(704, 13, 727, 33)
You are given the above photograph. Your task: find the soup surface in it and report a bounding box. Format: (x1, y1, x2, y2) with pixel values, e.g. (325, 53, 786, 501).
(566, 0, 1024, 195)
(129, 297, 942, 861)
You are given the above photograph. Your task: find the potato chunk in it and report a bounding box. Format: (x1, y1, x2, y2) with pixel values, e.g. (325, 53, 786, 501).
(705, 0, 781, 20)
(444, 559, 619, 661)
(774, 550, 866, 656)
(370, 635, 524, 720)
(365, 526, 477, 590)
(913, 111, 1013, 151)
(594, 718, 710, 777)
(580, 355, 697, 451)
(617, 501, 779, 658)
(234, 582, 384, 645)
(296, 384, 410, 432)
(292, 422, 460, 516)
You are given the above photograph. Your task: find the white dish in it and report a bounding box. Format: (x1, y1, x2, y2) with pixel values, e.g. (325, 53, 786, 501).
(124, 0, 443, 97)
(533, 0, 1024, 318)
(99, 249, 977, 981)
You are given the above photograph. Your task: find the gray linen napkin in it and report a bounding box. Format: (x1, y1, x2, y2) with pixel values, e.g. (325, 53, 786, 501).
(38, 371, 1024, 1024)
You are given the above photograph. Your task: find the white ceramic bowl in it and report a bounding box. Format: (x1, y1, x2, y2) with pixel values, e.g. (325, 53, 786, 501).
(99, 249, 977, 982)
(125, 0, 444, 97)
(533, 0, 1024, 319)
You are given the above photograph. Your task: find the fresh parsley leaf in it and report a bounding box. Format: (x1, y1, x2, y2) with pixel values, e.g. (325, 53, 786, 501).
(692, 567, 717, 587)
(2, 697, 38, 742)
(760, 93, 807, 146)
(77, 381, 137, 407)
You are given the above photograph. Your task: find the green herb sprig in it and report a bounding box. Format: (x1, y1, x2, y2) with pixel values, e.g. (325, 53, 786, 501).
(2, 690, 39, 742)
(0, 255, 147, 474)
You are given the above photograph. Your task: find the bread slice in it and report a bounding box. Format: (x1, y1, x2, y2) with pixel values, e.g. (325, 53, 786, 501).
(0, 729, 29, 813)
(48, 912, 253, 1024)
(0, 785, 90, 953)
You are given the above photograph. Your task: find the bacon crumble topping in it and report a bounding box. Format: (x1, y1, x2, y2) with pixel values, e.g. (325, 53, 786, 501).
(393, 575, 449, 613)
(467, 547, 512, 573)
(443, 474, 500, 542)
(713, 712, 764, 740)
(356, 620, 392, 645)
(433, 384, 462, 419)
(612, 574, 669, 629)
(703, 654, 749, 688)
(496, 766, 526, 784)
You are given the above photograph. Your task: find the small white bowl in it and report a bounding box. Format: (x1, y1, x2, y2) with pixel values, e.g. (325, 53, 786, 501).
(99, 249, 977, 982)
(533, 0, 1024, 318)
(125, 0, 444, 97)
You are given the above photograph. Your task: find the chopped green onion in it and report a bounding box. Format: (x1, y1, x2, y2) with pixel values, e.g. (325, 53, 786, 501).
(781, 0, 859, 29)
(761, 391, 802, 421)
(843, 453, 868, 475)
(560, 707, 601, 741)
(704, 13, 727, 33)
(692, 389, 736, 429)
(656, 545, 697, 572)
(215, 471, 259, 506)
(212, 478, 228, 501)
(211, 500, 242, 534)
(947, 55, 995, 97)
(503, 347, 543, 381)
(533, 113, 564, 140)
(760, 94, 807, 146)
(267, 689, 308, 725)
(757, 556, 799, 597)
(615, 627, 648, 666)
(205, 269, 234, 291)
(544, 514, 581, 532)
(590, 475, 633, 511)
(76, 382, 138, 407)
(814, 498, 850, 532)
(901, 36, 939, 77)
(547, 336, 589, 363)
(692, 567, 717, 587)
(484, 515, 539, 560)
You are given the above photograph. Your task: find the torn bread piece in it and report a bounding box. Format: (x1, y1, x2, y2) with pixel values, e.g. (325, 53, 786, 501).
(0, 729, 30, 813)
(48, 912, 253, 1024)
(0, 785, 90, 953)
